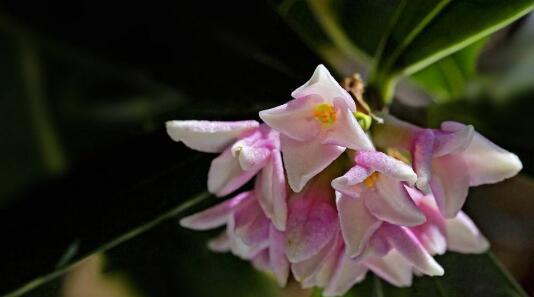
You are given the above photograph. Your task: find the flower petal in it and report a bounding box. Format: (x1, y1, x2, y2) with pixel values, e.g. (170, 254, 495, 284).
(355, 151, 417, 185)
(291, 64, 356, 111)
(256, 152, 288, 231)
(336, 193, 382, 257)
(365, 175, 425, 226)
(446, 211, 490, 253)
(166, 120, 259, 153)
(442, 122, 522, 186)
(285, 195, 339, 262)
(365, 251, 413, 287)
(431, 155, 470, 218)
(207, 232, 231, 253)
(331, 165, 372, 198)
(321, 98, 374, 150)
(259, 95, 322, 142)
(269, 225, 290, 286)
(291, 233, 338, 282)
(433, 123, 474, 157)
(323, 253, 367, 297)
(207, 148, 260, 196)
(413, 129, 434, 193)
(179, 192, 251, 230)
(280, 134, 345, 192)
(381, 224, 444, 276)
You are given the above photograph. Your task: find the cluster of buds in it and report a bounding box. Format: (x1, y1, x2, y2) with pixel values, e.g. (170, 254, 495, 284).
(166, 65, 522, 296)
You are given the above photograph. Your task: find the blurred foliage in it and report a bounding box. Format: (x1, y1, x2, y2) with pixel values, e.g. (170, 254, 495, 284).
(0, 1, 533, 297)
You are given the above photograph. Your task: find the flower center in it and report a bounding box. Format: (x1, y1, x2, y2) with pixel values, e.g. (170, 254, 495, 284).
(313, 103, 336, 126)
(364, 172, 379, 188)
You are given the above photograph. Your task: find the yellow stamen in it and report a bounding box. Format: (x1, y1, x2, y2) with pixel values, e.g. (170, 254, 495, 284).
(364, 172, 379, 188)
(313, 103, 336, 126)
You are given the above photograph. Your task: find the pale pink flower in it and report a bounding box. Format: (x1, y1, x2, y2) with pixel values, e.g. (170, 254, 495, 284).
(331, 150, 425, 257)
(166, 121, 287, 230)
(373, 114, 522, 218)
(259, 65, 373, 192)
(179, 190, 290, 286)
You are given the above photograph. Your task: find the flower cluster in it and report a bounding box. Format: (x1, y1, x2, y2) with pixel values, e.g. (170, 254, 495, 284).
(166, 65, 522, 296)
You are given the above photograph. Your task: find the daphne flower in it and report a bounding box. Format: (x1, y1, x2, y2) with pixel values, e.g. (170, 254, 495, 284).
(407, 188, 489, 255)
(291, 213, 444, 296)
(373, 114, 522, 217)
(259, 65, 373, 192)
(166, 121, 288, 230)
(331, 150, 426, 258)
(180, 191, 290, 286)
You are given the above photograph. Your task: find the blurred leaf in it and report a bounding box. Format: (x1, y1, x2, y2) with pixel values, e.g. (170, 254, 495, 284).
(409, 38, 487, 103)
(345, 253, 528, 297)
(380, 0, 534, 77)
(0, 2, 321, 296)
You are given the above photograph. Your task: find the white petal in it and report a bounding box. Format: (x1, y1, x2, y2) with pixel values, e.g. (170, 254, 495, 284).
(365, 251, 413, 287)
(259, 95, 322, 142)
(166, 120, 259, 153)
(208, 148, 260, 197)
(441, 122, 522, 186)
(280, 134, 344, 192)
(365, 175, 425, 226)
(337, 193, 382, 257)
(291, 64, 356, 111)
(446, 212, 490, 253)
(321, 98, 374, 150)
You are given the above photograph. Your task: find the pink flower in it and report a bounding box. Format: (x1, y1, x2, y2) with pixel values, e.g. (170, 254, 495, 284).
(373, 114, 522, 218)
(407, 188, 490, 255)
(331, 150, 425, 257)
(166, 121, 287, 230)
(179, 191, 290, 286)
(259, 65, 373, 192)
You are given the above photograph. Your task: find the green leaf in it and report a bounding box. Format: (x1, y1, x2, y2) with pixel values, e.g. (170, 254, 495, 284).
(389, 0, 534, 77)
(409, 38, 487, 103)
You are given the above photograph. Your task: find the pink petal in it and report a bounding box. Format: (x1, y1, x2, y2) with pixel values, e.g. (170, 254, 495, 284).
(269, 225, 290, 286)
(259, 95, 322, 142)
(166, 120, 259, 153)
(291, 233, 338, 282)
(433, 123, 474, 157)
(207, 148, 260, 197)
(381, 224, 444, 276)
(256, 152, 288, 231)
(291, 64, 356, 112)
(336, 193, 382, 257)
(321, 98, 374, 150)
(207, 232, 231, 253)
(323, 253, 367, 297)
(371, 113, 422, 151)
(179, 192, 251, 230)
(446, 211, 489, 253)
(365, 251, 413, 287)
(412, 200, 447, 255)
(285, 194, 339, 262)
(442, 122, 522, 186)
(431, 155, 470, 218)
(280, 134, 345, 192)
(365, 175, 425, 226)
(304, 235, 344, 288)
(331, 165, 372, 198)
(413, 129, 434, 193)
(355, 151, 417, 185)
(251, 249, 271, 272)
